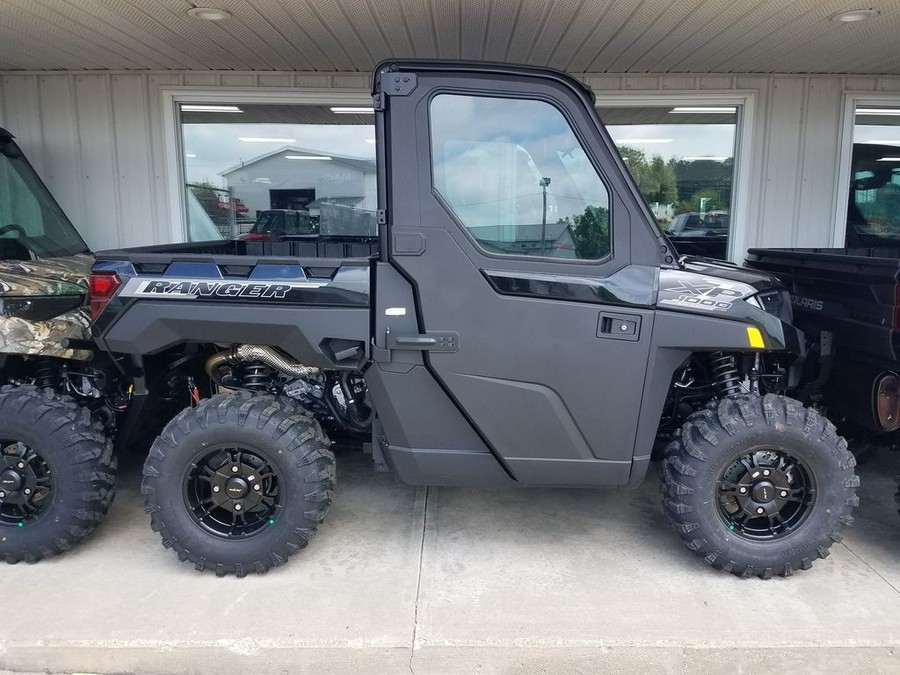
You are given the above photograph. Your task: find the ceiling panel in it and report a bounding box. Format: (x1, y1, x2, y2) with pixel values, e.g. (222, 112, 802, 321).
(0, 0, 898, 74)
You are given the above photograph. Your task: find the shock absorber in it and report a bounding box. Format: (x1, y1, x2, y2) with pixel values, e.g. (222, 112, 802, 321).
(709, 352, 742, 398)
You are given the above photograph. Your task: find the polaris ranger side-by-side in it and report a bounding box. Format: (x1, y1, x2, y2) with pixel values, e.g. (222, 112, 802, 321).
(88, 61, 858, 579)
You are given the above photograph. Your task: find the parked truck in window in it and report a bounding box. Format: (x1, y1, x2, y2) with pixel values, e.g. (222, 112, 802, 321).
(14, 61, 859, 579)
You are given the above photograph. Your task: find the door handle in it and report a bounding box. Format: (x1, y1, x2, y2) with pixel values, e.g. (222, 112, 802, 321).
(387, 330, 459, 352)
(597, 312, 641, 342)
(394, 337, 437, 347)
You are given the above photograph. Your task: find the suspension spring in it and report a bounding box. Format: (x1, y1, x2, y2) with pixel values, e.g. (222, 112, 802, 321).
(35, 360, 59, 390)
(710, 352, 742, 398)
(241, 363, 273, 391)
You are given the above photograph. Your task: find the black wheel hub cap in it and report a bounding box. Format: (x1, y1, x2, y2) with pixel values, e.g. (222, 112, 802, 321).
(0, 442, 53, 526)
(717, 449, 816, 541)
(184, 446, 281, 539)
(1, 468, 22, 492)
(225, 476, 250, 499)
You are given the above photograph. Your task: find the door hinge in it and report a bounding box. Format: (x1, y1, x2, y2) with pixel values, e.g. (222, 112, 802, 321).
(381, 71, 417, 97)
(376, 209, 387, 226)
(373, 92, 386, 112)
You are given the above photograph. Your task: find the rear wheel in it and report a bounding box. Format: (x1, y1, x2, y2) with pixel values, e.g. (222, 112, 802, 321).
(142, 393, 335, 577)
(662, 394, 858, 578)
(0, 386, 116, 563)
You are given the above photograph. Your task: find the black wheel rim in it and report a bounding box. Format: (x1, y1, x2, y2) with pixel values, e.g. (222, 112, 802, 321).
(0, 441, 54, 527)
(716, 449, 816, 541)
(183, 445, 281, 539)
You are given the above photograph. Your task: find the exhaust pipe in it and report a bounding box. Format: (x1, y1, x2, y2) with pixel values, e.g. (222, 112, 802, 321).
(206, 345, 319, 386)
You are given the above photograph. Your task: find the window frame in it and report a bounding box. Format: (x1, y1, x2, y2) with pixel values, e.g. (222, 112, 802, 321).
(161, 87, 372, 242)
(835, 92, 900, 248)
(427, 88, 617, 265)
(592, 90, 755, 262)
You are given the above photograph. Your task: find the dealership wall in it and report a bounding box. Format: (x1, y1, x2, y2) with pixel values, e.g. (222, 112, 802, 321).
(1, 69, 899, 255)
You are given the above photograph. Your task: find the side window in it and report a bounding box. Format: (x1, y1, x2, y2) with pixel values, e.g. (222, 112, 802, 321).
(430, 94, 611, 260)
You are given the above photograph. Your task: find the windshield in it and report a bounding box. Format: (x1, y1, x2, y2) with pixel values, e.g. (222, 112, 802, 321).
(0, 137, 89, 259)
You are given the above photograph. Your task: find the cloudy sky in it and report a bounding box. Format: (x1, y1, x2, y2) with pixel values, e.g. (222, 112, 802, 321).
(183, 123, 376, 186)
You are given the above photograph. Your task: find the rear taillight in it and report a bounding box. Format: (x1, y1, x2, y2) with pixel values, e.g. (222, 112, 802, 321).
(89, 271, 121, 321)
(895, 284, 900, 330)
(875, 372, 900, 432)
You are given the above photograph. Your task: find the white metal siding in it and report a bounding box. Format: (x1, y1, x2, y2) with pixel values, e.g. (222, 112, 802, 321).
(0, 70, 899, 252)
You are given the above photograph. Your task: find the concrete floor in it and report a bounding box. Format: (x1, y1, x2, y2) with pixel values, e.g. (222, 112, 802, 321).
(1, 445, 899, 674)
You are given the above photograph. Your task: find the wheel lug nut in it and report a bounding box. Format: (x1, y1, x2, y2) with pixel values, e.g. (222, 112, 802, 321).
(17, 462, 24, 469)
(253, 484, 261, 491)
(763, 469, 771, 477)
(780, 490, 788, 498)
(739, 486, 748, 494)
(0, 492, 5, 499)
(756, 507, 765, 515)
(23, 488, 30, 495)
(213, 486, 220, 493)
(234, 503, 242, 511)
(231, 466, 239, 473)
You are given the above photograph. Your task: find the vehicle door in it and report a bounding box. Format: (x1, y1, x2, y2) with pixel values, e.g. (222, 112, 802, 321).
(378, 65, 663, 485)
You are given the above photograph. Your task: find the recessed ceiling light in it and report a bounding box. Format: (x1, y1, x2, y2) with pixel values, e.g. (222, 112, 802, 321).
(365, 139, 377, 144)
(185, 153, 197, 158)
(187, 7, 232, 21)
(670, 107, 737, 114)
(831, 9, 879, 23)
(181, 104, 242, 113)
(613, 138, 673, 144)
(285, 155, 332, 160)
(239, 137, 296, 143)
(330, 107, 375, 114)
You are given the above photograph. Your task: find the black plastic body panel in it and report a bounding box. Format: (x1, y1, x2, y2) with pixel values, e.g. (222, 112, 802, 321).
(99, 301, 369, 367)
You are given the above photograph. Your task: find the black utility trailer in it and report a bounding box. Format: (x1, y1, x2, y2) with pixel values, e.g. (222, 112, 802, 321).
(85, 61, 857, 579)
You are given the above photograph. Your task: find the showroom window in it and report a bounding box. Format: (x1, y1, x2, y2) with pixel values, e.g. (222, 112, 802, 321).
(596, 103, 740, 260)
(845, 102, 900, 247)
(176, 102, 376, 241)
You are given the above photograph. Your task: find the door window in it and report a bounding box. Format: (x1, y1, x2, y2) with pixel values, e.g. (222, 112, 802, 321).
(430, 94, 611, 260)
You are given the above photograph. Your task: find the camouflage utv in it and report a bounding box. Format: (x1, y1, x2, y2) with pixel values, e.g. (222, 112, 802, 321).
(0, 128, 119, 564)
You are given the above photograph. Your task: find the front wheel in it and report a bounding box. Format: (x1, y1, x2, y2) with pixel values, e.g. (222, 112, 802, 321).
(0, 386, 116, 563)
(142, 393, 335, 577)
(662, 394, 858, 579)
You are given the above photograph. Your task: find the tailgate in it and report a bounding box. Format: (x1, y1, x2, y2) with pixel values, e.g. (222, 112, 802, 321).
(746, 247, 900, 361)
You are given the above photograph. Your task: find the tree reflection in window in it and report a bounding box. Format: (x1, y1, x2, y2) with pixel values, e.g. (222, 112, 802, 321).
(430, 94, 612, 260)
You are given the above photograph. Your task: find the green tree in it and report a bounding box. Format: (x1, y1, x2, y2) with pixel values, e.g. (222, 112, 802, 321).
(617, 145, 677, 206)
(571, 205, 610, 259)
(677, 188, 725, 214)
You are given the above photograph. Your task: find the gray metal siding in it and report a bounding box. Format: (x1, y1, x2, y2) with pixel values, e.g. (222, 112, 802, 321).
(0, 70, 898, 252)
